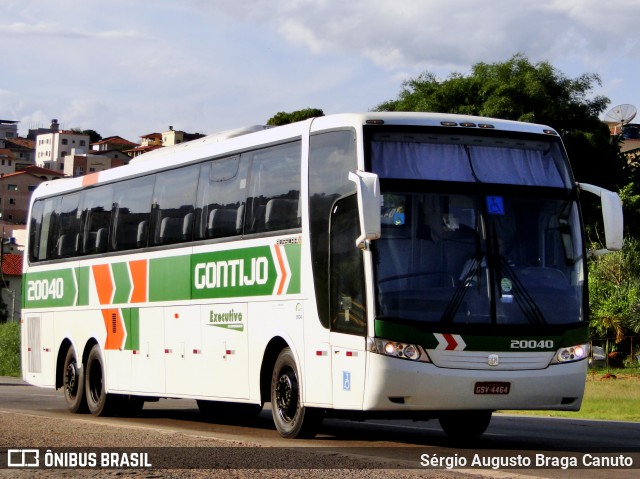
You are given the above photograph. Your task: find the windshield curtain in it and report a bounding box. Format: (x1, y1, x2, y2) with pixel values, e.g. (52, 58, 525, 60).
(371, 140, 571, 187)
(374, 192, 584, 326)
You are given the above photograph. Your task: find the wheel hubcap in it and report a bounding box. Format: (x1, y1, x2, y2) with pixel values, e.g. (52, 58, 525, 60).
(65, 363, 78, 397)
(276, 369, 298, 422)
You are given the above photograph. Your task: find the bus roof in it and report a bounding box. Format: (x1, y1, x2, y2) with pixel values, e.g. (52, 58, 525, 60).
(30, 112, 559, 199)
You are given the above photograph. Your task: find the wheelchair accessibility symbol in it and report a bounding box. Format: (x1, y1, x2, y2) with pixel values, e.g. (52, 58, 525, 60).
(486, 196, 505, 215)
(343, 371, 351, 391)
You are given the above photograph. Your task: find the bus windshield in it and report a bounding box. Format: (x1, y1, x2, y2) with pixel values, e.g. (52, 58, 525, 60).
(374, 192, 584, 326)
(369, 130, 584, 327)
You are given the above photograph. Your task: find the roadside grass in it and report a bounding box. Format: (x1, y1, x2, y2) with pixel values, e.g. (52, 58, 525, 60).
(502, 367, 640, 422)
(0, 321, 20, 377)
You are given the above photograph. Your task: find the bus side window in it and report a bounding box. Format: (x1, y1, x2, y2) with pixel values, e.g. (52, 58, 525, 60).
(80, 184, 113, 255)
(28, 200, 46, 262)
(50, 193, 81, 259)
(152, 165, 199, 246)
(111, 176, 155, 251)
(244, 141, 301, 235)
(195, 155, 246, 240)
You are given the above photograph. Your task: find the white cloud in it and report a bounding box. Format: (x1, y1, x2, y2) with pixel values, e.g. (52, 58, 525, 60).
(3, 0, 640, 139)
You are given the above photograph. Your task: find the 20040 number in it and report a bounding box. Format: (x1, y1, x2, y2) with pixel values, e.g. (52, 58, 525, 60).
(510, 339, 554, 349)
(27, 278, 64, 301)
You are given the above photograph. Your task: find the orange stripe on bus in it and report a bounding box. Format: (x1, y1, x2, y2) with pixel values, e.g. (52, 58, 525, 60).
(92, 264, 114, 305)
(129, 259, 148, 303)
(102, 308, 125, 350)
(274, 245, 287, 295)
(82, 172, 100, 186)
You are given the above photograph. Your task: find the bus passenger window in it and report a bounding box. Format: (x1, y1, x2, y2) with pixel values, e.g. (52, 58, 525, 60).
(111, 177, 154, 251)
(195, 156, 246, 240)
(152, 165, 198, 246)
(80, 185, 113, 255)
(51, 193, 81, 259)
(244, 141, 301, 234)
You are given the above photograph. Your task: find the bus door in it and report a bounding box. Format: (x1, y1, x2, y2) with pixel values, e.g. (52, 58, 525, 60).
(329, 195, 367, 408)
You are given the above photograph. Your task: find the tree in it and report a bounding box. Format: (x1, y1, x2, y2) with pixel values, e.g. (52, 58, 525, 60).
(70, 128, 102, 144)
(267, 108, 324, 126)
(374, 53, 621, 188)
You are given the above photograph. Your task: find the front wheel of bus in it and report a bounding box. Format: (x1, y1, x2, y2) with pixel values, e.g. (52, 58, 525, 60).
(438, 411, 492, 440)
(85, 345, 117, 416)
(63, 347, 87, 413)
(271, 347, 323, 439)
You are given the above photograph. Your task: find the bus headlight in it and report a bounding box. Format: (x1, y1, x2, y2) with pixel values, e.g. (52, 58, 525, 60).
(550, 343, 590, 364)
(368, 338, 430, 362)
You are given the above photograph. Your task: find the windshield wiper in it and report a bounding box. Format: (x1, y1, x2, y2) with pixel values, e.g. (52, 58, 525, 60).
(498, 258, 547, 325)
(440, 231, 484, 324)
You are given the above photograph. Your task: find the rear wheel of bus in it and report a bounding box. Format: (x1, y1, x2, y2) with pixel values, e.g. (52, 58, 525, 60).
(62, 346, 87, 413)
(270, 347, 323, 438)
(85, 344, 119, 416)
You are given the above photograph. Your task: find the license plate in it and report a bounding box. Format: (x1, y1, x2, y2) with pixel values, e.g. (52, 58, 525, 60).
(474, 381, 510, 395)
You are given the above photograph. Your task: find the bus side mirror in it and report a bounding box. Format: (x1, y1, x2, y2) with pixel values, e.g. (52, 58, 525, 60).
(349, 171, 381, 249)
(578, 183, 624, 254)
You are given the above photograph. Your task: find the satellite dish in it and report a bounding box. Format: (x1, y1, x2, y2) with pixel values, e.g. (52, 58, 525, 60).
(604, 104, 637, 126)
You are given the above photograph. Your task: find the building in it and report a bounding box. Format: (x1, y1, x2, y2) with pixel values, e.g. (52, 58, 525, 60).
(1, 137, 36, 169)
(124, 133, 163, 158)
(1, 241, 22, 322)
(34, 119, 90, 172)
(0, 166, 65, 224)
(0, 149, 16, 177)
(91, 135, 138, 154)
(64, 152, 127, 177)
(162, 126, 205, 146)
(0, 120, 19, 140)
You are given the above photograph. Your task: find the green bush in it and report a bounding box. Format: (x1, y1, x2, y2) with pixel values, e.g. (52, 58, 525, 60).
(0, 321, 21, 377)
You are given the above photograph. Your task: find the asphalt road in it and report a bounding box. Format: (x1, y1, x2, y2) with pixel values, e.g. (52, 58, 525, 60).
(1, 376, 639, 478)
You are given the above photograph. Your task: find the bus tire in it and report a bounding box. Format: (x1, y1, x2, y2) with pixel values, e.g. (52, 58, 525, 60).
(438, 410, 492, 440)
(84, 344, 117, 417)
(62, 346, 88, 413)
(270, 347, 323, 439)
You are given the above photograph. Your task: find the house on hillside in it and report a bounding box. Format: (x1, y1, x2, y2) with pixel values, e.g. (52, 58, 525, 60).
(0, 248, 22, 322)
(0, 166, 64, 224)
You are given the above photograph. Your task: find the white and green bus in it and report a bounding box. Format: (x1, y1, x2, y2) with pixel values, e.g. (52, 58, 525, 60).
(21, 113, 623, 439)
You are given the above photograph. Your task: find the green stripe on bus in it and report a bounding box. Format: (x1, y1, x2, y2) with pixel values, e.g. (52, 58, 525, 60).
(76, 266, 90, 306)
(124, 308, 140, 351)
(111, 262, 132, 304)
(191, 246, 277, 299)
(374, 319, 589, 351)
(24, 243, 302, 308)
(23, 269, 78, 308)
(284, 243, 301, 294)
(149, 255, 192, 302)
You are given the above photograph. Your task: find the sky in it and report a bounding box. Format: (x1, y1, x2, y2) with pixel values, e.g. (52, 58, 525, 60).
(2, 0, 640, 142)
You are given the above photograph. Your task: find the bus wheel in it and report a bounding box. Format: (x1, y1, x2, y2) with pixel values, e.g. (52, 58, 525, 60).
(62, 347, 87, 413)
(270, 347, 323, 439)
(84, 345, 117, 416)
(438, 411, 492, 440)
